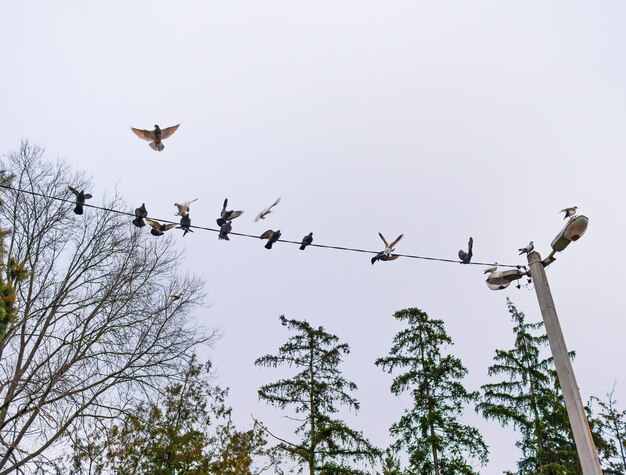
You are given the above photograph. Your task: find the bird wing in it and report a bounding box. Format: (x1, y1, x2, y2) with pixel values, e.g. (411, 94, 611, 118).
(159, 124, 180, 139)
(458, 250, 467, 260)
(222, 198, 228, 213)
(229, 210, 244, 220)
(468, 236, 473, 254)
(174, 203, 187, 215)
(146, 219, 161, 230)
(380, 254, 399, 261)
(378, 232, 389, 247)
(268, 196, 281, 209)
(130, 127, 156, 141)
(389, 234, 404, 249)
(68, 186, 79, 196)
(254, 210, 266, 222)
(162, 223, 177, 232)
(84, 194, 93, 200)
(260, 230, 273, 240)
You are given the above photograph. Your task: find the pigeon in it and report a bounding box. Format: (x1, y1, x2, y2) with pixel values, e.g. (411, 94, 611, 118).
(146, 219, 176, 236)
(458, 236, 473, 264)
(371, 252, 400, 265)
(518, 241, 534, 255)
(177, 214, 193, 237)
(371, 232, 404, 265)
(219, 221, 232, 240)
(559, 206, 578, 220)
(132, 203, 148, 228)
(130, 124, 180, 151)
(254, 197, 281, 222)
(260, 229, 281, 249)
(68, 186, 93, 215)
(484, 263, 498, 274)
(299, 232, 313, 250)
(217, 198, 244, 226)
(174, 199, 198, 217)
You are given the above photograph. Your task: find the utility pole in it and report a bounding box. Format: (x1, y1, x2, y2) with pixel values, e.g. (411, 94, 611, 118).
(527, 251, 603, 474)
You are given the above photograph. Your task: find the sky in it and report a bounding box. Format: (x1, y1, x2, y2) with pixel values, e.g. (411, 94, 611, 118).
(1, 2, 626, 472)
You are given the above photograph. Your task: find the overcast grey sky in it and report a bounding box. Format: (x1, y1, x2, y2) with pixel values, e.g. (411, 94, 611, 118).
(2, 2, 626, 472)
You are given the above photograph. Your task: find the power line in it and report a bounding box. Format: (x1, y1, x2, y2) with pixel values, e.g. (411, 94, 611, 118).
(0, 183, 523, 269)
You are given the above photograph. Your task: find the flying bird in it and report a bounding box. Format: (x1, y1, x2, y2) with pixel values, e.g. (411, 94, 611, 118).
(177, 214, 193, 237)
(132, 203, 148, 228)
(484, 263, 498, 274)
(260, 229, 281, 249)
(254, 197, 281, 222)
(68, 186, 93, 215)
(300, 232, 313, 250)
(169, 293, 181, 301)
(219, 221, 232, 240)
(217, 198, 244, 226)
(174, 198, 198, 217)
(559, 206, 578, 220)
(518, 241, 534, 255)
(146, 219, 176, 236)
(371, 232, 404, 265)
(130, 124, 180, 151)
(458, 236, 473, 264)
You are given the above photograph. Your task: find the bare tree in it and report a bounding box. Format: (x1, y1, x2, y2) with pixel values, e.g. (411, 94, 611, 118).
(0, 142, 213, 474)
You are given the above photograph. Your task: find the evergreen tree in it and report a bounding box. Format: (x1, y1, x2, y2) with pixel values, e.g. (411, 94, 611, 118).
(589, 387, 626, 474)
(375, 307, 488, 475)
(477, 299, 580, 474)
(255, 315, 380, 474)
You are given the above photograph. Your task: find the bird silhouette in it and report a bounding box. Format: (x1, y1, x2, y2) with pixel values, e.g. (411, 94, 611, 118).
(132, 203, 148, 227)
(174, 198, 198, 217)
(68, 186, 93, 215)
(217, 198, 244, 226)
(371, 252, 400, 265)
(177, 214, 193, 237)
(371, 232, 404, 265)
(260, 229, 281, 249)
(559, 206, 578, 219)
(219, 221, 232, 240)
(300, 232, 313, 250)
(254, 197, 281, 222)
(458, 236, 473, 264)
(131, 124, 180, 151)
(146, 219, 176, 236)
(518, 241, 534, 255)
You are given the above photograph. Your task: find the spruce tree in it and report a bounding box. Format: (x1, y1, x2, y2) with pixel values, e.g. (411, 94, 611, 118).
(375, 307, 488, 475)
(589, 387, 626, 474)
(477, 299, 580, 474)
(255, 315, 379, 474)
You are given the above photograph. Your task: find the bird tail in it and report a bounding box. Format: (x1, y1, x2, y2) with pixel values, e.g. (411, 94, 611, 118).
(74, 205, 83, 215)
(371, 256, 378, 265)
(265, 242, 273, 250)
(299, 244, 306, 250)
(132, 217, 145, 228)
(149, 141, 165, 151)
(219, 234, 230, 241)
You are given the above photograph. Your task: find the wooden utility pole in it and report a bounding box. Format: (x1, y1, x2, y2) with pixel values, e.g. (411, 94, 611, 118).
(527, 251, 603, 474)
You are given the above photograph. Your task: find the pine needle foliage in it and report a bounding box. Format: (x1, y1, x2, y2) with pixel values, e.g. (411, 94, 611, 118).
(375, 307, 488, 475)
(255, 315, 380, 475)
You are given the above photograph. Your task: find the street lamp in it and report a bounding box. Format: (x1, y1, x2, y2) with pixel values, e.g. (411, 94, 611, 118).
(487, 214, 602, 474)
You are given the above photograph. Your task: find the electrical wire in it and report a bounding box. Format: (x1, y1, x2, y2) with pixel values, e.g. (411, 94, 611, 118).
(0, 183, 524, 269)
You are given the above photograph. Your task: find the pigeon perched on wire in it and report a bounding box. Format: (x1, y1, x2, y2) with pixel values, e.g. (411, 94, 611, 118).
(132, 203, 148, 227)
(130, 124, 180, 151)
(254, 197, 281, 222)
(217, 198, 244, 226)
(300, 232, 313, 250)
(371, 232, 404, 265)
(68, 186, 93, 215)
(518, 241, 534, 255)
(174, 199, 198, 217)
(219, 221, 232, 240)
(559, 206, 578, 219)
(260, 229, 281, 249)
(146, 219, 176, 236)
(177, 214, 193, 237)
(484, 263, 498, 274)
(458, 236, 473, 264)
